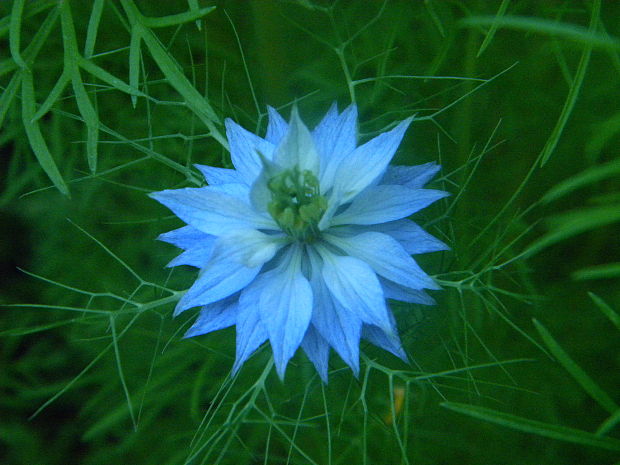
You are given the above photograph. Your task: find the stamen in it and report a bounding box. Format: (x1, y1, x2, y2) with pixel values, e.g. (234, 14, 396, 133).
(267, 168, 327, 242)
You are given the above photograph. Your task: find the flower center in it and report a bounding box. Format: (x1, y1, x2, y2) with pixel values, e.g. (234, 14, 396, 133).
(267, 168, 327, 242)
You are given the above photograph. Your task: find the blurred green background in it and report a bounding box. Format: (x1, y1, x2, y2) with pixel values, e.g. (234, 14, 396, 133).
(1, 0, 619, 464)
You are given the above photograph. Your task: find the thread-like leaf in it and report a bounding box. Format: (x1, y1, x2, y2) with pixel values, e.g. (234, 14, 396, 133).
(187, 0, 203, 30)
(61, 2, 99, 173)
(9, 0, 27, 68)
(129, 27, 141, 108)
(533, 319, 618, 414)
(525, 204, 620, 257)
(140, 6, 215, 28)
(539, 0, 599, 166)
(20, 69, 70, 196)
(31, 71, 69, 122)
(0, 72, 21, 127)
(79, 56, 145, 98)
(442, 402, 620, 451)
(476, 0, 511, 57)
(84, 0, 105, 58)
(0, 4, 61, 79)
(542, 159, 620, 203)
(0, 0, 57, 37)
(596, 410, 620, 437)
(461, 13, 619, 50)
(119, 0, 227, 148)
(572, 263, 620, 281)
(588, 292, 620, 332)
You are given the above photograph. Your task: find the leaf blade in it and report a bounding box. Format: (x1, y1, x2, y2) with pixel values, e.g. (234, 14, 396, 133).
(533, 319, 618, 414)
(20, 69, 70, 196)
(442, 402, 620, 451)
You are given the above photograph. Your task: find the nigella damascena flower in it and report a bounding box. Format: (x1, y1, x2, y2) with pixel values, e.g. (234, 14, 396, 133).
(151, 104, 448, 381)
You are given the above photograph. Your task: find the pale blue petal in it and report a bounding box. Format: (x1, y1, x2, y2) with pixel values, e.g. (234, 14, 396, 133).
(226, 118, 276, 184)
(266, 106, 288, 144)
(364, 305, 407, 361)
(150, 187, 277, 236)
(157, 225, 212, 250)
(317, 189, 343, 231)
(259, 247, 313, 379)
(381, 278, 436, 305)
(206, 182, 251, 203)
(310, 272, 361, 375)
(174, 250, 262, 315)
(175, 230, 285, 315)
(313, 102, 338, 131)
(158, 225, 216, 267)
(301, 325, 330, 383)
(245, 134, 286, 215)
(332, 117, 413, 203)
(194, 164, 241, 185)
(167, 245, 215, 268)
(313, 104, 357, 191)
(325, 220, 448, 255)
(249, 170, 272, 213)
(325, 232, 439, 290)
(216, 229, 286, 267)
(366, 219, 449, 254)
(381, 162, 441, 188)
(233, 280, 269, 374)
(331, 185, 449, 226)
(363, 324, 408, 361)
(319, 250, 391, 332)
(184, 296, 238, 338)
(273, 106, 320, 175)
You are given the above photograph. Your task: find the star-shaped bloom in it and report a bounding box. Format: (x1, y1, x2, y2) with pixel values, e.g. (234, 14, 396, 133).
(151, 104, 448, 381)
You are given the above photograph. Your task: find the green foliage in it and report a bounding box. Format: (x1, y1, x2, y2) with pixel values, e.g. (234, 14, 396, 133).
(444, 295, 620, 453)
(1, 0, 618, 464)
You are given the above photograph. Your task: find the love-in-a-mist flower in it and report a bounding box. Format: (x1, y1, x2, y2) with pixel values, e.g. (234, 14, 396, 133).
(151, 104, 448, 381)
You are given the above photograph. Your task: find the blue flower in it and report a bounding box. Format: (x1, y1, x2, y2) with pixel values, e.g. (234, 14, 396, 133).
(151, 104, 448, 381)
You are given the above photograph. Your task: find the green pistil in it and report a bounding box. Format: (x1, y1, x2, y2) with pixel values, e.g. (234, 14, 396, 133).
(267, 168, 327, 242)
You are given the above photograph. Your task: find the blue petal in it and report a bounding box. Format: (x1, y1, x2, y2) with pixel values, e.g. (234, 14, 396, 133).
(317, 189, 344, 231)
(313, 103, 338, 135)
(331, 185, 449, 226)
(194, 165, 241, 185)
(381, 278, 436, 305)
(363, 324, 408, 362)
(216, 229, 285, 267)
(249, 169, 273, 213)
(319, 250, 392, 332)
(183, 296, 238, 338)
(175, 230, 283, 313)
(150, 187, 277, 236)
(366, 219, 449, 254)
(226, 118, 276, 185)
(363, 305, 407, 361)
(325, 232, 439, 290)
(258, 247, 313, 379)
(313, 104, 357, 191)
(310, 272, 361, 375)
(174, 250, 262, 315)
(206, 182, 250, 202)
(381, 162, 441, 188)
(158, 226, 216, 268)
(266, 106, 288, 144)
(167, 244, 215, 268)
(273, 106, 320, 174)
(332, 117, 413, 203)
(157, 225, 212, 250)
(301, 325, 330, 383)
(233, 280, 269, 374)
